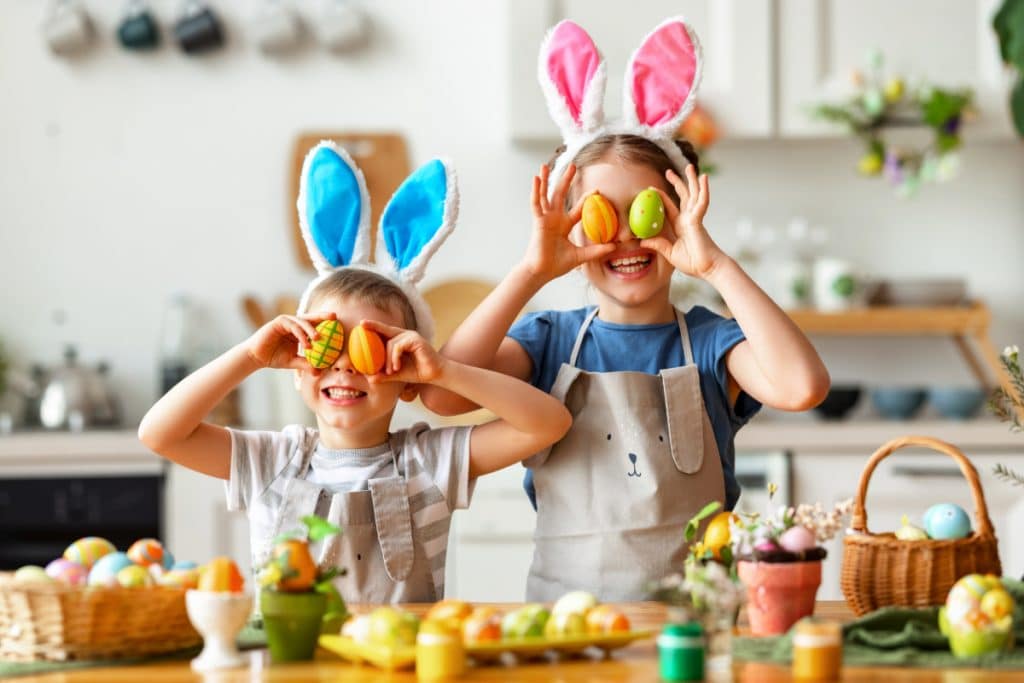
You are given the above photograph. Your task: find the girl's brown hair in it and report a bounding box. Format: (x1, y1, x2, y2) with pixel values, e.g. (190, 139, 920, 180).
(307, 268, 417, 330)
(550, 134, 700, 205)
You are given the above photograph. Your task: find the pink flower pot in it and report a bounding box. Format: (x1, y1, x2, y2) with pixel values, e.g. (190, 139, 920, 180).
(737, 560, 822, 636)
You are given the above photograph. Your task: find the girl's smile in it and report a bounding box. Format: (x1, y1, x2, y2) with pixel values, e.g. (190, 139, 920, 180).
(604, 248, 656, 279)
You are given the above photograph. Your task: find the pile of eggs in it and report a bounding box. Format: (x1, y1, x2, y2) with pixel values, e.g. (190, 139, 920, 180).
(12, 536, 200, 589)
(894, 503, 972, 541)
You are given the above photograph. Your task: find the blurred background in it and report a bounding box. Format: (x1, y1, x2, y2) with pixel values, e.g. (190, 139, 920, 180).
(1, 0, 1023, 599)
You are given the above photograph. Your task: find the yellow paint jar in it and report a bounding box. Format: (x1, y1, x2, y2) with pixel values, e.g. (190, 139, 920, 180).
(792, 618, 842, 680)
(416, 619, 464, 680)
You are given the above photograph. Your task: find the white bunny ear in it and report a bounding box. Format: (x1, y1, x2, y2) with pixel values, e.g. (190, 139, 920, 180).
(623, 17, 703, 138)
(376, 158, 457, 285)
(296, 141, 372, 273)
(538, 20, 606, 137)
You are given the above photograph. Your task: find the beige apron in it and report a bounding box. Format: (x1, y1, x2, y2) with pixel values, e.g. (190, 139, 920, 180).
(265, 436, 436, 604)
(526, 308, 725, 602)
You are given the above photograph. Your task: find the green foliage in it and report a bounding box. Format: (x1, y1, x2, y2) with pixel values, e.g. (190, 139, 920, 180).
(302, 515, 342, 542)
(995, 0, 1024, 135)
(684, 501, 722, 543)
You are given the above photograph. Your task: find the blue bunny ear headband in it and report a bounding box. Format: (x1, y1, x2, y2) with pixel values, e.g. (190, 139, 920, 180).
(296, 141, 458, 342)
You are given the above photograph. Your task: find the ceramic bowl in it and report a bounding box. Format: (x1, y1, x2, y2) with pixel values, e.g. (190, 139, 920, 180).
(928, 387, 987, 420)
(813, 385, 862, 421)
(870, 387, 927, 420)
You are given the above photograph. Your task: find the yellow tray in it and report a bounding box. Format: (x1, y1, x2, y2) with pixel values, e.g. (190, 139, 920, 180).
(318, 630, 654, 670)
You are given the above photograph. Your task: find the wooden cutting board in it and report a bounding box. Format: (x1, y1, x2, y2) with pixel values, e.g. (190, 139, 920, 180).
(290, 132, 410, 271)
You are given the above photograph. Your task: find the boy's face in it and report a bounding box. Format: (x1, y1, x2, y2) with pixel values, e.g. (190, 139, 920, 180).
(296, 294, 411, 448)
(571, 160, 676, 311)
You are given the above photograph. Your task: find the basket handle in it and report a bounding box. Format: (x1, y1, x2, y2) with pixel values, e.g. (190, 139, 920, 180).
(850, 435, 996, 537)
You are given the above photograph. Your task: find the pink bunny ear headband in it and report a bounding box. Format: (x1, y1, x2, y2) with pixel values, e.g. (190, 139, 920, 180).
(539, 17, 702, 197)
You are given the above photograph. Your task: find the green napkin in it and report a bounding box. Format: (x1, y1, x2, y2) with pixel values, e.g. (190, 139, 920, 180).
(733, 578, 1024, 669)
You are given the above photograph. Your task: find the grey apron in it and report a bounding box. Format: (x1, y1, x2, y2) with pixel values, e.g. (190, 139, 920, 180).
(264, 435, 436, 604)
(526, 308, 725, 602)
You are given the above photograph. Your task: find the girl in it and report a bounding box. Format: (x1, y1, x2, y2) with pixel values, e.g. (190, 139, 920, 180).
(420, 18, 829, 601)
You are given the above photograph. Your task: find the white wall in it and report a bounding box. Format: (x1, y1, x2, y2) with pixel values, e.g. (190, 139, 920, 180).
(2, 1, 1023, 429)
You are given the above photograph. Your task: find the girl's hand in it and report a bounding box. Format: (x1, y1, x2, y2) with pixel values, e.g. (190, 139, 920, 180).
(361, 321, 446, 385)
(523, 164, 616, 281)
(642, 165, 729, 280)
(245, 313, 334, 371)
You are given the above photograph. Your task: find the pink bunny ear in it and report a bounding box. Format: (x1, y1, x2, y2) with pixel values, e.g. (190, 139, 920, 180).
(538, 20, 606, 136)
(624, 17, 703, 134)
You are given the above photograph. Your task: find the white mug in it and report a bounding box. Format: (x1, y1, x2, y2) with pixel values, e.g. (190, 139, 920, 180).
(43, 0, 95, 56)
(317, 0, 368, 52)
(813, 258, 860, 311)
(252, 0, 303, 54)
(772, 259, 812, 310)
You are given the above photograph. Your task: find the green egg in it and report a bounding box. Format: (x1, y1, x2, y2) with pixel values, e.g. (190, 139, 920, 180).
(628, 189, 665, 239)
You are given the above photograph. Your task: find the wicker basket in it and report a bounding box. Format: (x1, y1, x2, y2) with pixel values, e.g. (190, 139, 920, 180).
(841, 436, 1002, 616)
(0, 575, 200, 662)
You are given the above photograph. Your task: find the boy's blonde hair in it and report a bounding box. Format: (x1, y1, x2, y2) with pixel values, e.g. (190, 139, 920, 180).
(306, 268, 418, 331)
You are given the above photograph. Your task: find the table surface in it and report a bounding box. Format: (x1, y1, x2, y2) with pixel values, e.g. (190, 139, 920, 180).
(11, 602, 1022, 682)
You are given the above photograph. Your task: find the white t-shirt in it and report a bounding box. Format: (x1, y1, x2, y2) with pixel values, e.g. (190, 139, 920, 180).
(225, 422, 473, 597)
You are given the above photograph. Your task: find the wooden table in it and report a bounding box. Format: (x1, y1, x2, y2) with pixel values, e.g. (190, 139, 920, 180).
(12, 602, 1023, 682)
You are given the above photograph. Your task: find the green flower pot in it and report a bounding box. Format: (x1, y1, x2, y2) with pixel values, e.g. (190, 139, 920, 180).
(260, 590, 327, 662)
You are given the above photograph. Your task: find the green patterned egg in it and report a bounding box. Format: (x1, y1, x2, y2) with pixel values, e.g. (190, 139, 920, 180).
(305, 319, 345, 369)
(628, 189, 665, 239)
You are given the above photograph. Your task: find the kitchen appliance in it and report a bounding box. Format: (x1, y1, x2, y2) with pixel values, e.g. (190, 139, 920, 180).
(39, 347, 121, 431)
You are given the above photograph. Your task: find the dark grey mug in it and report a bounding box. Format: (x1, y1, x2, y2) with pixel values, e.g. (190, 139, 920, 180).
(174, 3, 224, 54)
(118, 8, 160, 50)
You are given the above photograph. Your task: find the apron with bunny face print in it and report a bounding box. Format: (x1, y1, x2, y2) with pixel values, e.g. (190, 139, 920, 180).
(526, 308, 725, 602)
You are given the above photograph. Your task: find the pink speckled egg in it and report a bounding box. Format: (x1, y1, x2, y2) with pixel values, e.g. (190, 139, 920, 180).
(778, 526, 817, 553)
(45, 558, 88, 586)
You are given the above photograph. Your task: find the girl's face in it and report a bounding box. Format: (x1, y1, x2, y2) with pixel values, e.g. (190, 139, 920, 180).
(295, 294, 411, 448)
(571, 160, 676, 316)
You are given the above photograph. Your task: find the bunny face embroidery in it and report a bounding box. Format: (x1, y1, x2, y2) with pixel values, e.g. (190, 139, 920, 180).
(538, 17, 703, 197)
(296, 141, 458, 342)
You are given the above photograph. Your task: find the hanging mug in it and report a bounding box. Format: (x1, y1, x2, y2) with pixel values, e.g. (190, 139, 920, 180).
(317, 0, 368, 53)
(117, 0, 160, 51)
(174, 0, 225, 55)
(251, 0, 302, 54)
(43, 0, 95, 56)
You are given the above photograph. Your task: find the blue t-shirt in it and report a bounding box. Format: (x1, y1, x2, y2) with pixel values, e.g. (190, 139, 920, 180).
(508, 306, 760, 511)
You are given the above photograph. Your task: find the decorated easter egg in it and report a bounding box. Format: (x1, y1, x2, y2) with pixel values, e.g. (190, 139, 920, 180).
(924, 503, 971, 540)
(545, 610, 587, 637)
(88, 552, 134, 587)
(117, 564, 154, 588)
(425, 599, 474, 625)
(127, 538, 165, 567)
(158, 567, 200, 590)
(585, 604, 630, 634)
(981, 588, 1014, 620)
(348, 324, 386, 375)
(628, 189, 665, 239)
(367, 607, 420, 648)
(581, 192, 618, 244)
(14, 566, 52, 583)
(502, 604, 550, 638)
(894, 514, 929, 541)
(268, 539, 317, 592)
(172, 560, 198, 570)
(552, 590, 597, 617)
(779, 525, 818, 553)
(462, 607, 503, 643)
(702, 512, 738, 559)
(942, 574, 1014, 658)
(64, 536, 116, 569)
(161, 549, 176, 570)
(197, 557, 244, 593)
(45, 558, 88, 586)
(305, 319, 345, 370)
(342, 614, 372, 644)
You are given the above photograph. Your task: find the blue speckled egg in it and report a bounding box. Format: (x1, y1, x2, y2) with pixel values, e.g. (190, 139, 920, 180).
(924, 503, 971, 540)
(161, 549, 176, 570)
(87, 552, 134, 586)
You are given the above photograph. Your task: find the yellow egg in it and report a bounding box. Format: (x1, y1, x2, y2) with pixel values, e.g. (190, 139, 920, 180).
(305, 319, 345, 369)
(116, 565, 154, 588)
(64, 536, 116, 570)
(980, 589, 1014, 620)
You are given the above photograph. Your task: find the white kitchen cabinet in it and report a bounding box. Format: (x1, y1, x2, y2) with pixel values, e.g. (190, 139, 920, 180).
(793, 450, 1024, 600)
(506, 0, 774, 141)
(778, 0, 1014, 138)
(166, 464, 252, 576)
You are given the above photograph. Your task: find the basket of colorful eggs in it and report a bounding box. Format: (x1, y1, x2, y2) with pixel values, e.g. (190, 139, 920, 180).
(841, 436, 1002, 616)
(0, 536, 206, 661)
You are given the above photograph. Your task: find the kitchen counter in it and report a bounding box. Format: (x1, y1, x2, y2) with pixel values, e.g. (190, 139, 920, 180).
(11, 602, 1023, 682)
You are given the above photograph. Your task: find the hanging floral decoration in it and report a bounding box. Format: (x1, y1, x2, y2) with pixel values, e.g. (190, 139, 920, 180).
(812, 52, 974, 197)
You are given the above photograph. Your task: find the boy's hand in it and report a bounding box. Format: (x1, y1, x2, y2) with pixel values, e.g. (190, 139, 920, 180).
(361, 321, 446, 385)
(523, 164, 616, 281)
(642, 165, 729, 281)
(245, 313, 335, 371)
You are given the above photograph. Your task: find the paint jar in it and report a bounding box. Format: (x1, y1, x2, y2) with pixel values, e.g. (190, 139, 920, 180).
(658, 621, 704, 681)
(416, 619, 464, 680)
(792, 617, 842, 680)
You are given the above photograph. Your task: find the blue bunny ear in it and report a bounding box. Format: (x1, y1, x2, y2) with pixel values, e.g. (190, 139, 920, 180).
(297, 141, 372, 272)
(376, 158, 458, 284)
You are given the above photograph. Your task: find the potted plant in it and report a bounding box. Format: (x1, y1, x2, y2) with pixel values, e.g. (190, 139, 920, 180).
(994, 0, 1024, 136)
(730, 489, 853, 636)
(257, 515, 347, 662)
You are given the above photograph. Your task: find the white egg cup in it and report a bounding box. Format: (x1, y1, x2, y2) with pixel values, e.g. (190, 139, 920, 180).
(185, 589, 253, 672)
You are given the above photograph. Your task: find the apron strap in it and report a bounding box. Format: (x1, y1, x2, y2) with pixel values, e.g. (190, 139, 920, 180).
(674, 308, 695, 366)
(571, 307, 693, 368)
(568, 307, 600, 367)
(368, 434, 415, 582)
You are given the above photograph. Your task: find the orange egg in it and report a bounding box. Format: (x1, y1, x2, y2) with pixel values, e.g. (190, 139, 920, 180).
(272, 539, 317, 592)
(462, 606, 503, 643)
(585, 605, 630, 634)
(197, 556, 245, 593)
(581, 192, 618, 244)
(426, 599, 474, 624)
(348, 324, 386, 375)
